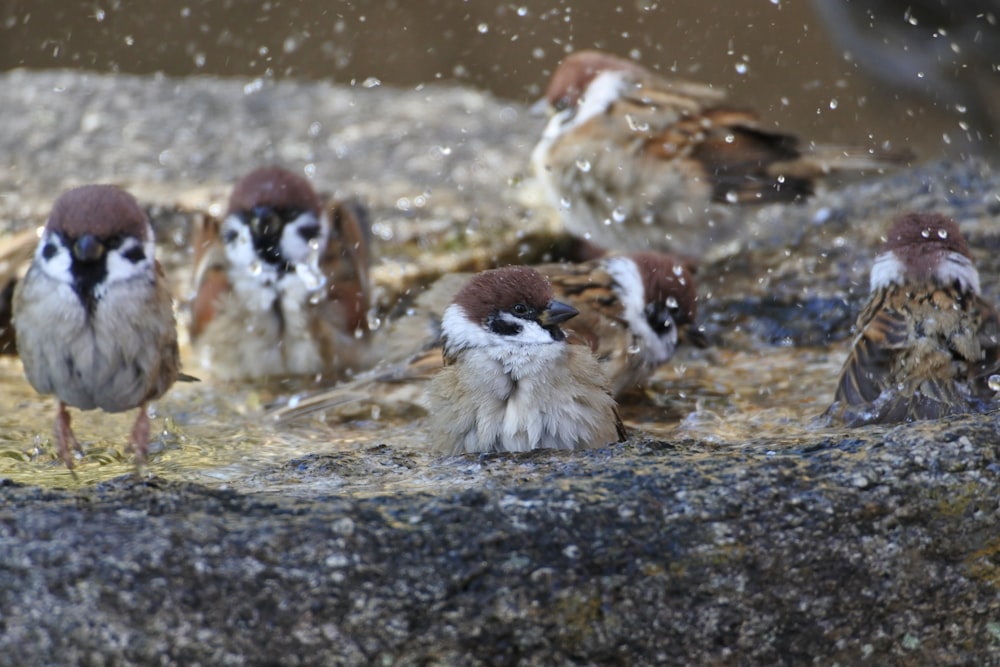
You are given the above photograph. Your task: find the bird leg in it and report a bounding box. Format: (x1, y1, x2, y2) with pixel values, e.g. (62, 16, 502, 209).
(128, 403, 151, 466)
(54, 402, 83, 469)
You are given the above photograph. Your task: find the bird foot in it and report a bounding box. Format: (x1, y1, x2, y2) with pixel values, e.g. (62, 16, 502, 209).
(128, 405, 150, 467)
(54, 403, 83, 470)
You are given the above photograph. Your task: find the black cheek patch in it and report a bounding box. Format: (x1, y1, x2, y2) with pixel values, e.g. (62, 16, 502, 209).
(487, 314, 522, 337)
(121, 245, 146, 263)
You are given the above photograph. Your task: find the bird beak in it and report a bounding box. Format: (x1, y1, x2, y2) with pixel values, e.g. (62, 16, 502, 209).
(72, 234, 105, 262)
(529, 97, 551, 117)
(540, 299, 578, 326)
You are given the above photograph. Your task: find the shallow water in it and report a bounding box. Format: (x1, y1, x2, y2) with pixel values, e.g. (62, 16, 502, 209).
(0, 340, 846, 492)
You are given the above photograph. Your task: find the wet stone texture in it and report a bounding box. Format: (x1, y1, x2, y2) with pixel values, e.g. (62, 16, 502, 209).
(2, 70, 1000, 665)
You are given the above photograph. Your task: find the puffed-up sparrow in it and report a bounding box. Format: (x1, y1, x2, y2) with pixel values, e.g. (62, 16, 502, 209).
(190, 166, 373, 382)
(825, 211, 1000, 426)
(427, 265, 626, 454)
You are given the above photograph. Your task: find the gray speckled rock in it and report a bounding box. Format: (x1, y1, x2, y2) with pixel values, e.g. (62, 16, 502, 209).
(2, 70, 1000, 665)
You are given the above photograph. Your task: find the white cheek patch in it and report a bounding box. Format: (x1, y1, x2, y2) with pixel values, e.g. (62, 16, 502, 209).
(442, 304, 492, 353)
(869, 251, 905, 292)
(279, 211, 328, 265)
(34, 231, 73, 284)
(605, 255, 676, 363)
(221, 214, 259, 270)
(937, 251, 981, 295)
(572, 70, 629, 128)
(103, 228, 155, 287)
(496, 312, 555, 346)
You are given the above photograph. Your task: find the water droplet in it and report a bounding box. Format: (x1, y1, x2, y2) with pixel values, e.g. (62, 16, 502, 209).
(937, 228, 948, 239)
(627, 344, 642, 355)
(989, 375, 1000, 392)
(611, 207, 627, 223)
(575, 159, 591, 172)
(362, 77, 381, 88)
(734, 62, 748, 75)
(920, 229, 931, 238)
(725, 191, 739, 204)
(829, 98, 839, 110)
(559, 197, 572, 210)
(641, 211, 655, 226)
(477, 22, 489, 33)
(625, 114, 650, 132)
(666, 296, 679, 309)
(672, 264, 684, 276)
(249, 261, 263, 276)
(517, 6, 528, 16)
(94, 8, 106, 22)
(296, 263, 326, 292)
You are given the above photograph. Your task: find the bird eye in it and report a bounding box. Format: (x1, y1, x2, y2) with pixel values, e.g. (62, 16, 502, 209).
(222, 229, 239, 244)
(41, 243, 58, 260)
(512, 303, 529, 316)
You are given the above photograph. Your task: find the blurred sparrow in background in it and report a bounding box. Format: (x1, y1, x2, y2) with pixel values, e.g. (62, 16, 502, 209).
(532, 50, 909, 256)
(190, 166, 372, 382)
(427, 265, 626, 454)
(14, 185, 186, 468)
(825, 212, 1000, 426)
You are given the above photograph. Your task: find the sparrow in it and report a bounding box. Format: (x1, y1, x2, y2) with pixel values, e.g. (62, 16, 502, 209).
(13, 185, 185, 469)
(825, 212, 1000, 426)
(531, 49, 909, 256)
(189, 166, 373, 382)
(427, 265, 627, 455)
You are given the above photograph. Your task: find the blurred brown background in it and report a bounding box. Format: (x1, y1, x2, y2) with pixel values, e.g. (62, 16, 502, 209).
(2, 0, 997, 160)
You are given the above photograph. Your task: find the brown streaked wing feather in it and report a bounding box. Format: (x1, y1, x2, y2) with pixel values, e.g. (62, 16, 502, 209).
(834, 301, 910, 407)
(188, 214, 232, 341)
(322, 198, 373, 336)
(539, 261, 626, 360)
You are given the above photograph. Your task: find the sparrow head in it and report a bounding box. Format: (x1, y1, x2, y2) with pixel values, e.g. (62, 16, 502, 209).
(34, 184, 155, 310)
(442, 266, 579, 353)
(222, 166, 328, 275)
(870, 212, 979, 295)
(543, 50, 647, 112)
(605, 252, 698, 365)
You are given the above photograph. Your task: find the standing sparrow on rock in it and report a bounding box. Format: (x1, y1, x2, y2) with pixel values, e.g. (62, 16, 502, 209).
(531, 49, 908, 256)
(190, 166, 372, 382)
(13, 185, 184, 468)
(427, 265, 626, 454)
(825, 212, 1000, 426)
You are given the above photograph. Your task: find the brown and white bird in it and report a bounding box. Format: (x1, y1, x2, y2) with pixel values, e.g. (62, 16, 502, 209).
(825, 212, 1000, 426)
(13, 185, 184, 468)
(190, 166, 373, 382)
(531, 49, 908, 256)
(427, 265, 626, 455)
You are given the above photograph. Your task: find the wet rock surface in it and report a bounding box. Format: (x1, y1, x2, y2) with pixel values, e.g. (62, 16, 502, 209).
(2, 70, 1000, 665)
